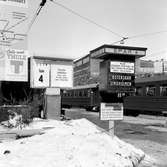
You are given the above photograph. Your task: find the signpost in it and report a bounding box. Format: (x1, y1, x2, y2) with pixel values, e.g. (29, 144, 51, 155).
(100, 103, 123, 136)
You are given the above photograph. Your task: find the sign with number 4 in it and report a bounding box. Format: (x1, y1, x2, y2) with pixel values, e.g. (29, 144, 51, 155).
(31, 59, 50, 88)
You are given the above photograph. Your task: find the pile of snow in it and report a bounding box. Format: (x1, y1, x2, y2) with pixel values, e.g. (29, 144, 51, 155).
(0, 118, 145, 167)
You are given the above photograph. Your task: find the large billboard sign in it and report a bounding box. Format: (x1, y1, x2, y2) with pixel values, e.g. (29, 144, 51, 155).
(0, 0, 28, 81)
(0, 0, 28, 8)
(31, 57, 73, 89)
(0, 0, 28, 49)
(0, 48, 28, 81)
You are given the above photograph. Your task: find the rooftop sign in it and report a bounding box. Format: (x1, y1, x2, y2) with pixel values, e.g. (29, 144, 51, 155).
(90, 45, 147, 59)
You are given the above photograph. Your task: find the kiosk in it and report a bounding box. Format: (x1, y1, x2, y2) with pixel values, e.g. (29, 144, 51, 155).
(90, 45, 147, 135)
(30, 56, 73, 120)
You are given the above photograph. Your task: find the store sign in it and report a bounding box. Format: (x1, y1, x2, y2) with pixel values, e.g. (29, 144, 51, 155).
(110, 61, 134, 74)
(0, 0, 28, 8)
(51, 64, 73, 88)
(0, 48, 28, 81)
(100, 103, 123, 120)
(91, 46, 146, 58)
(105, 48, 146, 56)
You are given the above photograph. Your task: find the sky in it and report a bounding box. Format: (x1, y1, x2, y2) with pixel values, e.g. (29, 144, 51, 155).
(27, 0, 167, 60)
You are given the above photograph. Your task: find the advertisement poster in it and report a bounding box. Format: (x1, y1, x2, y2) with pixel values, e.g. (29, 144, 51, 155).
(51, 64, 73, 88)
(0, 48, 28, 81)
(30, 58, 50, 88)
(0, 0, 28, 50)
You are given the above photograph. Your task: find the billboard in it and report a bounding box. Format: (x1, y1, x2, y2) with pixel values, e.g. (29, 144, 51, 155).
(51, 64, 73, 88)
(30, 57, 73, 89)
(0, 0, 28, 8)
(31, 58, 50, 88)
(0, 48, 28, 81)
(0, 0, 28, 49)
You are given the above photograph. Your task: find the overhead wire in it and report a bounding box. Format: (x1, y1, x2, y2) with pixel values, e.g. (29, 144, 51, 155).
(111, 29, 167, 45)
(128, 30, 167, 40)
(50, 0, 124, 39)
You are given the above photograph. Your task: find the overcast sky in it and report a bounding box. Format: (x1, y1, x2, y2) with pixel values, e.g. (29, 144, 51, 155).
(28, 0, 167, 60)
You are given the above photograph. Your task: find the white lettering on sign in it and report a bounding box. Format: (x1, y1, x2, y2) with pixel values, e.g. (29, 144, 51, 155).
(105, 48, 146, 56)
(91, 47, 146, 58)
(100, 103, 123, 121)
(51, 64, 73, 88)
(110, 61, 134, 74)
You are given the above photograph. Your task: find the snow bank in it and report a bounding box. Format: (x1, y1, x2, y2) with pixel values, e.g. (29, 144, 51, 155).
(0, 118, 145, 167)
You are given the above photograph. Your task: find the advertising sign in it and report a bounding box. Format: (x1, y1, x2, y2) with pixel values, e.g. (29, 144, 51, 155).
(0, 48, 28, 81)
(51, 64, 73, 88)
(0, 0, 28, 49)
(0, 0, 28, 8)
(100, 103, 123, 121)
(31, 58, 50, 88)
(0, 48, 5, 80)
(110, 61, 134, 74)
(30, 57, 73, 89)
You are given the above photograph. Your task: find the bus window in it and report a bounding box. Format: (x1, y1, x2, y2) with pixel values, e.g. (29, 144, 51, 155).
(146, 86, 156, 96)
(160, 86, 167, 96)
(79, 91, 82, 97)
(83, 90, 87, 97)
(136, 87, 143, 96)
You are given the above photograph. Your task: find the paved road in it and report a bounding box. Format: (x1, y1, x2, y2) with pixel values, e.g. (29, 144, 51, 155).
(65, 108, 167, 167)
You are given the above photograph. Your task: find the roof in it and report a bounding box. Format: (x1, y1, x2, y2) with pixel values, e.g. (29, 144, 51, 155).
(90, 44, 147, 59)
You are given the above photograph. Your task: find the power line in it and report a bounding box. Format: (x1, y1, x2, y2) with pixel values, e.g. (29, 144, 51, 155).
(27, 0, 48, 34)
(128, 30, 167, 39)
(50, 0, 124, 38)
(111, 29, 167, 45)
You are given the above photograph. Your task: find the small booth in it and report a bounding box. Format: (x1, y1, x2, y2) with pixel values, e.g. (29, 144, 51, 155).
(90, 44, 147, 135)
(30, 56, 73, 120)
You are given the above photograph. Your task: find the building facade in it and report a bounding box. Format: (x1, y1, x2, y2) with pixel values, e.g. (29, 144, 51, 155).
(73, 54, 101, 86)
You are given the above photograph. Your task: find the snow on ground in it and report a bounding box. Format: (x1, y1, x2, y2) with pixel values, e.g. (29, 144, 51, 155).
(124, 138, 167, 167)
(0, 118, 145, 167)
(123, 115, 166, 126)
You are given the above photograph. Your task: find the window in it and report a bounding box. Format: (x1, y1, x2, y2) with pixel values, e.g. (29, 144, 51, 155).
(160, 86, 167, 96)
(146, 86, 156, 96)
(135, 87, 143, 96)
(75, 60, 82, 67)
(83, 57, 90, 64)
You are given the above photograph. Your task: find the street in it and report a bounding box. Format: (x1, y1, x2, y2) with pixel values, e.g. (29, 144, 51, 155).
(65, 108, 167, 167)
